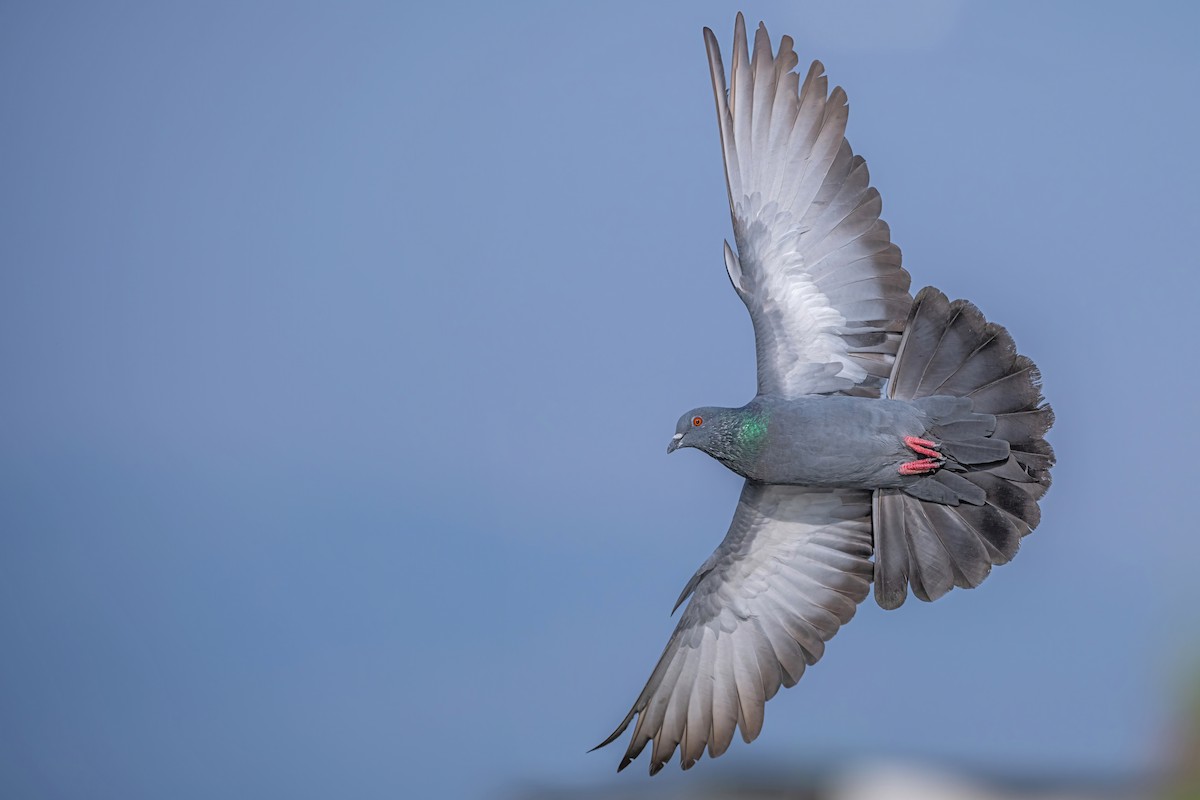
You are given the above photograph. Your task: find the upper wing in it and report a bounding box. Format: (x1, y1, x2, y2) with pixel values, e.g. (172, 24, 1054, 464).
(705, 15, 912, 398)
(594, 483, 873, 774)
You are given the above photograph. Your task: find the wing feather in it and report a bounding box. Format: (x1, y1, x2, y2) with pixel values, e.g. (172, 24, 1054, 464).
(704, 15, 912, 398)
(594, 483, 873, 774)
(707, 637, 739, 758)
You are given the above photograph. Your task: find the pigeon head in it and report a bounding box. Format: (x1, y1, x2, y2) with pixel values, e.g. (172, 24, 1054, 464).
(668, 405, 768, 466)
(668, 407, 722, 454)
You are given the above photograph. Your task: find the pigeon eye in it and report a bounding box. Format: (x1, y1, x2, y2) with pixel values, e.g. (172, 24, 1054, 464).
(692, 416, 703, 427)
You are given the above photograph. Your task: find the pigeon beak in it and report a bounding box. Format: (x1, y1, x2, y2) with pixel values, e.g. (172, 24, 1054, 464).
(667, 433, 684, 453)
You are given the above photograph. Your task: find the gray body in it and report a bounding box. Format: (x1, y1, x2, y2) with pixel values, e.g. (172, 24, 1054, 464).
(709, 395, 927, 488)
(670, 393, 1005, 506)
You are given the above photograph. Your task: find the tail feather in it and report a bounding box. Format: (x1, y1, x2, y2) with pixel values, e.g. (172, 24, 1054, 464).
(992, 407, 1055, 450)
(901, 497, 955, 602)
(872, 492, 909, 610)
(967, 358, 1045, 416)
(932, 416, 997, 440)
(913, 307, 992, 396)
(931, 471, 988, 505)
(934, 326, 1017, 396)
(950, 501, 1022, 565)
(963, 470, 1041, 530)
(920, 501, 992, 589)
(874, 286, 1054, 609)
(939, 436, 1010, 465)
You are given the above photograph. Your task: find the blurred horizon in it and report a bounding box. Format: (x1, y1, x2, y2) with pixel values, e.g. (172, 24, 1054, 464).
(2, 2, 1199, 798)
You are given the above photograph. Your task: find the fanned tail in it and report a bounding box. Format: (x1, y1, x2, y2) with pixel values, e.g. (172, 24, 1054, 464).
(874, 287, 1055, 609)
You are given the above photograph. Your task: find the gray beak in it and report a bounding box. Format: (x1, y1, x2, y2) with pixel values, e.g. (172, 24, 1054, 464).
(667, 433, 684, 453)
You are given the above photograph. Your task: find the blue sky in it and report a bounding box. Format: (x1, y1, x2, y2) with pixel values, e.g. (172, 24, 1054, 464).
(2, 2, 1198, 798)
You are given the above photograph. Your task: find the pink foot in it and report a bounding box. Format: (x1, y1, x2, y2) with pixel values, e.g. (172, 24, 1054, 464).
(899, 458, 942, 476)
(904, 435, 941, 458)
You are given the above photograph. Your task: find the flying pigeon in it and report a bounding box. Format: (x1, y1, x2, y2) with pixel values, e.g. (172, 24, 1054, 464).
(594, 14, 1055, 775)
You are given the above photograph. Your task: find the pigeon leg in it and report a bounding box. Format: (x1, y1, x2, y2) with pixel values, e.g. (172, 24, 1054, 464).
(899, 458, 942, 475)
(903, 435, 941, 458)
(900, 436, 944, 475)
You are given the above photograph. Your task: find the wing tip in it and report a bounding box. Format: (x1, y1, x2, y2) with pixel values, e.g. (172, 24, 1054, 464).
(591, 707, 637, 754)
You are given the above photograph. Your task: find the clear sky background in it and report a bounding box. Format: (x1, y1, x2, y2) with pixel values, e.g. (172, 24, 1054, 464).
(2, 2, 1198, 798)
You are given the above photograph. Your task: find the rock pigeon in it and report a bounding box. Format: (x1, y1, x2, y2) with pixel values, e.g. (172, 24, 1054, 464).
(593, 14, 1055, 775)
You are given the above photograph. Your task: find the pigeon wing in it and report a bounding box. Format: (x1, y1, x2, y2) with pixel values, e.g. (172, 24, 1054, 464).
(594, 483, 873, 774)
(705, 15, 912, 398)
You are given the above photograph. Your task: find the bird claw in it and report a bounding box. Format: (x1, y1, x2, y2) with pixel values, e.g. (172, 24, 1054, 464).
(899, 458, 943, 475)
(903, 435, 941, 458)
(900, 435, 944, 474)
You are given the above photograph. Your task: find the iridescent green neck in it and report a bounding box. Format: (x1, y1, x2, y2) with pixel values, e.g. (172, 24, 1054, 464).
(735, 410, 770, 454)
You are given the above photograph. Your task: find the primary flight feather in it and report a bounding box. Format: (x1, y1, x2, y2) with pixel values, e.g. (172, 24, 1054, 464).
(593, 14, 1055, 775)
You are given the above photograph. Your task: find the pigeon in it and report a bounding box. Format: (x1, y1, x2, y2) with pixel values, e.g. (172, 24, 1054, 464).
(593, 14, 1055, 775)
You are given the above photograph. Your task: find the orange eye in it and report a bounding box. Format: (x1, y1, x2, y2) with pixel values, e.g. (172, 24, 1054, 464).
(692, 416, 703, 427)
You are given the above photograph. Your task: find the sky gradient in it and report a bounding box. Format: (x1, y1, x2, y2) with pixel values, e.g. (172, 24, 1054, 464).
(2, 2, 1199, 798)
